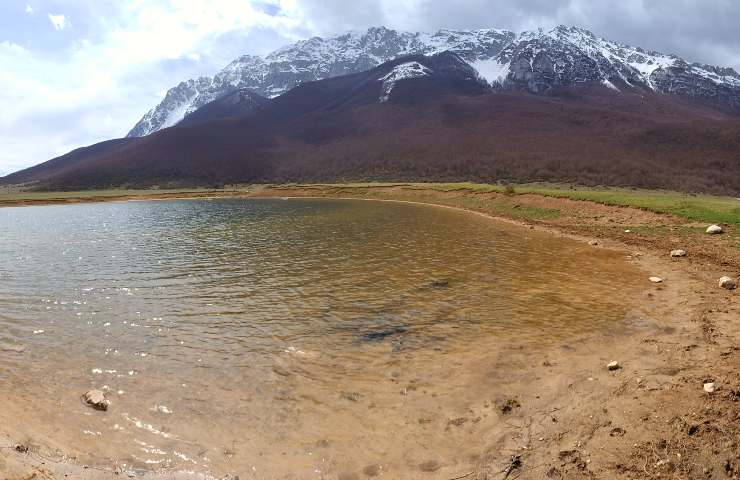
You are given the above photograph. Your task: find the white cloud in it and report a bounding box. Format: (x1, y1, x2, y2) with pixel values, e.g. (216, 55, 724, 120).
(25, 5, 34, 15)
(48, 13, 68, 31)
(1, 0, 305, 175)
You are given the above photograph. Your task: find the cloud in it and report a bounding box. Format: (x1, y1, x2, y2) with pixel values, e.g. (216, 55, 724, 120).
(25, 5, 34, 15)
(48, 13, 67, 31)
(0, 0, 302, 175)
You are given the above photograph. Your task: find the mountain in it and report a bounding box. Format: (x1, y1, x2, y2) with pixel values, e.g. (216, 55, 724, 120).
(127, 25, 740, 137)
(5, 52, 740, 195)
(177, 89, 268, 127)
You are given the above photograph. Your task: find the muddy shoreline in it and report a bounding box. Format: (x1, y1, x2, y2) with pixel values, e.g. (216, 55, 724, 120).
(2, 185, 738, 479)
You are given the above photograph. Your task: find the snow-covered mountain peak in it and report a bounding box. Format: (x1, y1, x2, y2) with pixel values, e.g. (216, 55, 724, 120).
(127, 25, 740, 137)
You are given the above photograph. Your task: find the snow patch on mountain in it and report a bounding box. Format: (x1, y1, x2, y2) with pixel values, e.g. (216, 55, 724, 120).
(602, 79, 620, 91)
(379, 61, 432, 102)
(470, 58, 510, 85)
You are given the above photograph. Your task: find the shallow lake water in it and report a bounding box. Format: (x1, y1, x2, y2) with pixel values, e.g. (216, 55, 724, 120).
(0, 198, 644, 478)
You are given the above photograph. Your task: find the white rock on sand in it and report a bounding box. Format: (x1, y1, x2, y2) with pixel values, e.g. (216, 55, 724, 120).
(82, 390, 110, 411)
(588, 240, 599, 246)
(670, 249, 687, 257)
(706, 225, 723, 234)
(607, 361, 620, 371)
(719, 276, 737, 290)
(649, 277, 663, 283)
(703, 382, 716, 393)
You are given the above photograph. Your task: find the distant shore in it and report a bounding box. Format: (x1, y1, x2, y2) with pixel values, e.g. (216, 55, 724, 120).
(2, 182, 739, 479)
(3, 182, 735, 268)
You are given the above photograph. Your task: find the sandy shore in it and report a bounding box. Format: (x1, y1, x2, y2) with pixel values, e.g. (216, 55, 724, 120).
(2, 185, 738, 479)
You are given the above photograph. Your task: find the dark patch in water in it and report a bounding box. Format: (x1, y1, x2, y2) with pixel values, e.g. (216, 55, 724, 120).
(426, 279, 450, 289)
(361, 326, 408, 342)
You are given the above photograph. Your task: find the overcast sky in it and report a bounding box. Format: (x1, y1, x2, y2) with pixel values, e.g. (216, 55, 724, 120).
(2, 0, 740, 176)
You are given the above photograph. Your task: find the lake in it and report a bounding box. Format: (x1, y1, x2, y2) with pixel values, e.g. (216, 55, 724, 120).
(0, 198, 643, 478)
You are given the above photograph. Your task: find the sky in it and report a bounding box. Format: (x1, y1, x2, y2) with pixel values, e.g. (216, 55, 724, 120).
(2, 0, 740, 176)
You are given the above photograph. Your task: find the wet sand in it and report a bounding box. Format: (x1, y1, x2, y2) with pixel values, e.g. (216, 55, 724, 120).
(1, 186, 738, 480)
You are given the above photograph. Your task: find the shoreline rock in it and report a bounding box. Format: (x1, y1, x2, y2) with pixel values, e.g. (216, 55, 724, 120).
(82, 390, 110, 411)
(719, 276, 737, 290)
(705, 225, 723, 234)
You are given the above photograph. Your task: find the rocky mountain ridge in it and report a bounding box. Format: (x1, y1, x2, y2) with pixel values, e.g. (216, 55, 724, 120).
(127, 25, 740, 137)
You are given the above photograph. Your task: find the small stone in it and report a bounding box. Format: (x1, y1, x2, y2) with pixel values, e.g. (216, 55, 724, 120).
(703, 382, 715, 393)
(624, 229, 631, 233)
(705, 225, 723, 234)
(362, 464, 381, 477)
(607, 361, 620, 371)
(272, 365, 292, 376)
(719, 276, 736, 290)
(418, 460, 440, 472)
(649, 277, 663, 283)
(82, 390, 110, 411)
(670, 249, 687, 258)
(588, 240, 599, 246)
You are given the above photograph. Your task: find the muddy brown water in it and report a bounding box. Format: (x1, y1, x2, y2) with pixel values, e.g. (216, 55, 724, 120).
(0, 198, 644, 478)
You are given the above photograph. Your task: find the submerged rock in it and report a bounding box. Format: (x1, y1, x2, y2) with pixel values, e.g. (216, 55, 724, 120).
(706, 225, 723, 234)
(82, 390, 110, 411)
(719, 276, 737, 290)
(361, 326, 407, 342)
(670, 249, 687, 258)
(500, 398, 521, 414)
(427, 279, 450, 288)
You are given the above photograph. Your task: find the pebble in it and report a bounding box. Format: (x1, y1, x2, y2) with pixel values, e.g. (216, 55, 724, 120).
(703, 382, 715, 393)
(649, 277, 663, 283)
(82, 390, 110, 411)
(588, 240, 599, 246)
(719, 276, 736, 290)
(670, 249, 686, 258)
(607, 360, 620, 371)
(705, 225, 723, 234)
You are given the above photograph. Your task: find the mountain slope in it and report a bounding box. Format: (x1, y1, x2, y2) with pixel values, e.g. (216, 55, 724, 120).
(177, 89, 268, 127)
(2, 138, 136, 187)
(5, 53, 740, 195)
(127, 25, 740, 137)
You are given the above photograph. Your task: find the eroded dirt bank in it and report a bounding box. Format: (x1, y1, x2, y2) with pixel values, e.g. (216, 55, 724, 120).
(2, 185, 738, 480)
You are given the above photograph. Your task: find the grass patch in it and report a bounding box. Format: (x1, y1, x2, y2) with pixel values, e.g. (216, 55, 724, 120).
(397, 183, 740, 225)
(521, 187, 740, 225)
